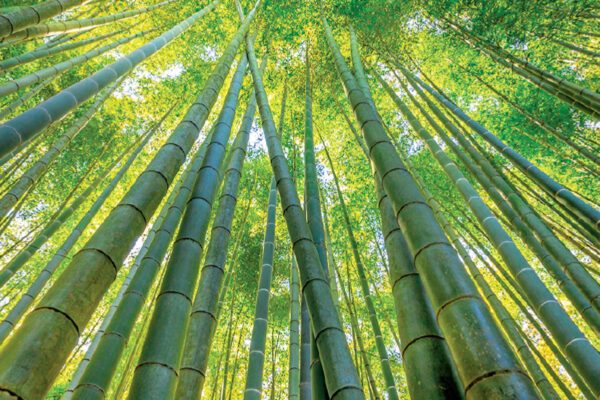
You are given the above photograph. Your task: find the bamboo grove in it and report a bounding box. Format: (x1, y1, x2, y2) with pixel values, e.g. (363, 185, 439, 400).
(0, 0, 599, 398)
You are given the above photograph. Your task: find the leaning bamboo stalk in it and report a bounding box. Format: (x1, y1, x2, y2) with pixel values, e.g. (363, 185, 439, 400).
(378, 67, 600, 391)
(0, 28, 151, 99)
(0, 76, 56, 121)
(301, 48, 329, 400)
(0, 0, 90, 39)
(0, 75, 127, 221)
(0, 26, 129, 73)
(346, 33, 463, 399)
(0, 0, 175, 43)
(400, 64, 600, 239)
(418, 174, 561, 400)
(394, 67, 600, 330)
(60, 131, 180, 399)
(453, 213, 595, 400)
(0, 0, 220, 160)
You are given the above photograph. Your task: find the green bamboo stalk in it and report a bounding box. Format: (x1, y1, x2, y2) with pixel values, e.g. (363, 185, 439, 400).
(0, 28, 151, 99)
(320, 137, 399, 400)
(1, 0, 175, 43)
(320, 189, 340, 313)
(0, 74, 126, 220)
(60, 135, 180, 399)
(320, 9, 533, 398)
(0, 0, 89, 39)
(457, 226, 579, 400)
(176, 53, 266, 399)
(288, 126, 301, 400)
(289, 253, 301, 400)
(302, 48, 329, 400)
(420, 176, 560, 400)
(0, 0, 220, 160)
(215, 178, 256, 321)
(401, 65, 600, 246)
(377, 66, 600, 392)
(245, 23, 364, 399)
(392, 67, 600, 332)
(69, 129, 213, 399)
(243, 176, 278, 400)
(346, 32, 463, 399)
(299, 296, 311, 400)
(334, 260, 380, 400)
(453, 213, 595, 400)
(125, 34, 255, 397)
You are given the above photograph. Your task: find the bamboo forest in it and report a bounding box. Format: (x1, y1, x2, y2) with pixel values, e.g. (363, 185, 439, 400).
(2, 0, 600, 399)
